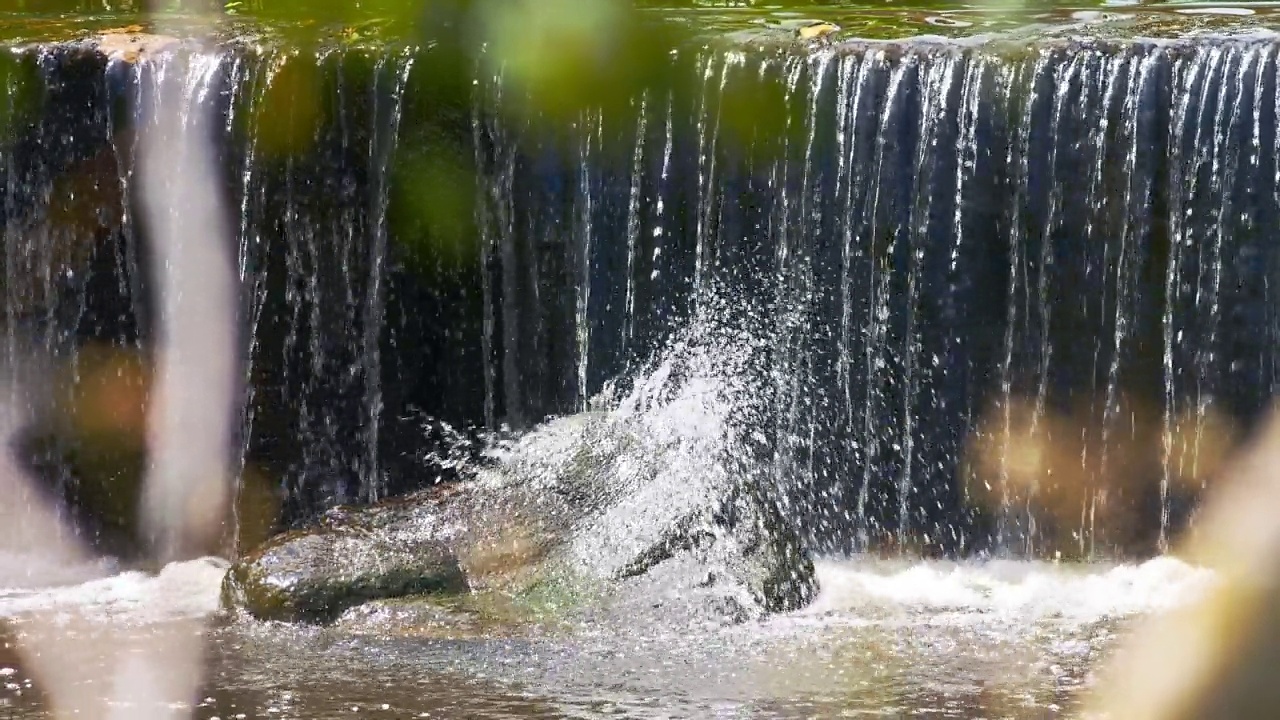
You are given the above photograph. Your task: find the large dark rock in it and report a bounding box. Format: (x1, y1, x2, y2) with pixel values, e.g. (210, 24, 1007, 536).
(223, 386, 818, 626)
(220, 521, 467, 623)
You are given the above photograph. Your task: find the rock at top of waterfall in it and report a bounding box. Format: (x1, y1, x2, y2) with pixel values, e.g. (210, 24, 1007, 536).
(795, 21, 841, 42)
(221, 397, 817, 628)
(91, 29, 183, 63)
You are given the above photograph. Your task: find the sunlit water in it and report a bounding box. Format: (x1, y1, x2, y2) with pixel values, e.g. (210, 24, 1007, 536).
(0, 15, 1253, 717)
(0, 555, 1214, 719)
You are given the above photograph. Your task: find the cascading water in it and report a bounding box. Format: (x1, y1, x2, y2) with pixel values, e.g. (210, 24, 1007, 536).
(0, 42, 437, 548)
(0, 26, 1277, 560)
(474, 36, 1280, 558)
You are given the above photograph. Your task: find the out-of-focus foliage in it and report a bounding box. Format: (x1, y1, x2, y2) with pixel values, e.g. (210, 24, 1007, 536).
(3, 0, 1271, 11)
(0, 0, 1132, 12)
(0, 52, 39, 145)
(232, 0, 703, 273)
(249, 53, 322, 158)
(394, 149, 474, 271)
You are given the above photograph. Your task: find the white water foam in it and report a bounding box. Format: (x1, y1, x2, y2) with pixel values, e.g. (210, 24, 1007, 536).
(0, 554, 1212, 633)
(791, 555, 1216, 628)
(0, 557, 228, 624)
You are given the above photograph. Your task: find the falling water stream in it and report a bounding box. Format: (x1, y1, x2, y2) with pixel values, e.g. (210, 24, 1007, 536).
(0, 6, 1278, 718)
(470, 34, 1280, 557)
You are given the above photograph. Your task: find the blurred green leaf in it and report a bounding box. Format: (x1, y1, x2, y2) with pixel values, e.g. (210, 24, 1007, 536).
(250, 52, 323, 158)
(393, 148, 479, 272)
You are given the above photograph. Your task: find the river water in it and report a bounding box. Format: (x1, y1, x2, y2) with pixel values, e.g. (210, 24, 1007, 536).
(0, 556, 1212, 719)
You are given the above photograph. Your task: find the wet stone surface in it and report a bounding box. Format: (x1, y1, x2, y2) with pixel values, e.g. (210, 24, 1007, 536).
(221, 528, 468, 624)
(222, 408, 818, 629)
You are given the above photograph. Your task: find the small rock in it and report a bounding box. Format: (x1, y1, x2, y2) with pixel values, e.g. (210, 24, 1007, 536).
(334, 598, 482, 638)
(798, 22, 840, 41)
(92, 32, 182, 63)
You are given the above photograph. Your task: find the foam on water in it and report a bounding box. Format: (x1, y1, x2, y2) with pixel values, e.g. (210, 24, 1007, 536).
(791, 555, 1216, 627)
(0, 557, 228, 624)
(0, 552, 120, 591)
(0, 553, 1213, 634)
(0, 554, 1215, 718)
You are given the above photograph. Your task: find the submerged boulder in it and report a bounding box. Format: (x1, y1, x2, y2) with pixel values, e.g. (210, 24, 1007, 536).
(223, 419, 816, 625)
(475, 409, 817, 623)
(220, 523, 467, 623)
(223, 341, 818, 627)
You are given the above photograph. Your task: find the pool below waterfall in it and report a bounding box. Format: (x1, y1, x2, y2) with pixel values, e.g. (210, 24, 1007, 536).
(0, 554, 1214, 718)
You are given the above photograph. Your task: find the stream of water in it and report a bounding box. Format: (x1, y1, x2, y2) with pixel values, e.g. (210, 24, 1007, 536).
(0, 554, 1214, 719)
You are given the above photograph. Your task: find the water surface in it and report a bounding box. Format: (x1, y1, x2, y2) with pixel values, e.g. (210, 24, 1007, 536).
(0, 556, 1212, 718)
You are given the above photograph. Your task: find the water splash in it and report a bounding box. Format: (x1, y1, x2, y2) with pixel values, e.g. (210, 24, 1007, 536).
(476, 37, 1280, 558)
(3, 34, 1279, 557)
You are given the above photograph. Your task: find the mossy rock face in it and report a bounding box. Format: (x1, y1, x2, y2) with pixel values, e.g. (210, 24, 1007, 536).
(221, 526, 468, 623)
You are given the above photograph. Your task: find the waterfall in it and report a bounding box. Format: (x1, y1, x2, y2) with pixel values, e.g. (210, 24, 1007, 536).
(474, 37, 1280, 557)
(1, 31, 1278, 558)
(0, 42, 429, 544)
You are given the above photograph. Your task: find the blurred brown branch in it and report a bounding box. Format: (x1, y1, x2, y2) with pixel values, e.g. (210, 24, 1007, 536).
(1088, 403, 1280, 719)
